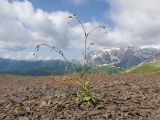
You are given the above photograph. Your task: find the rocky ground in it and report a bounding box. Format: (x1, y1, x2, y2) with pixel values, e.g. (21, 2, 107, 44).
(0, 73, 160, 120)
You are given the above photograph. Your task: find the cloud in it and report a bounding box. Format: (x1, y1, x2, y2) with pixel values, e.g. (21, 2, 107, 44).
(12, 0, 73, 49)
(0, 0, 35, 51)
(103, 0, 160, 47)
(4, 0, 160, 60)
(0, 0, 107, 60)
(0, 0, 72, 59)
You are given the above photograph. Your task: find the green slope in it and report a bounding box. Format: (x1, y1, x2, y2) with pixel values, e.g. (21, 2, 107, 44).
(88, 66, 124, 74)
(127, 61, 160, 73)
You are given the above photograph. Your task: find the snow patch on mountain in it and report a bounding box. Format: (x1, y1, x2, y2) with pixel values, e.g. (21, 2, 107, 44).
(88, 47, 160, 68)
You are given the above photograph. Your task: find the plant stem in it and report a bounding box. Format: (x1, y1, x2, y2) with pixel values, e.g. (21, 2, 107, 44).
(35, 44, 71, 65)
(84, 36, 87, 66)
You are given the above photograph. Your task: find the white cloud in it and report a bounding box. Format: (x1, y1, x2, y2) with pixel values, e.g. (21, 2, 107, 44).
(0, 0, 72, 60)
(0, 0, 35, 51)
(2, 0, 160, 60)
(104, 0, 160, 47)
(0, 0, 107, 60)
(12, 1, 72, 48)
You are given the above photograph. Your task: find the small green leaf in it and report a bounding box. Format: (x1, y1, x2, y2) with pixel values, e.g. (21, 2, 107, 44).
(83, 96, 91, 101)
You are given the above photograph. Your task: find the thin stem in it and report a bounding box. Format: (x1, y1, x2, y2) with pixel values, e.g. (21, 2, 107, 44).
(68, 16, 87, 67)
(69, 15, 107, 67)
(88, 26, 105, 37)
(84, 36, 87, 66)
(74, 17, 87, 37)
(35, 44, 71, 65)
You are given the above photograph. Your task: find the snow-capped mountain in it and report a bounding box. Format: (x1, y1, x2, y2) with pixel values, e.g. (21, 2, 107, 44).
(88, 47, 160, 68)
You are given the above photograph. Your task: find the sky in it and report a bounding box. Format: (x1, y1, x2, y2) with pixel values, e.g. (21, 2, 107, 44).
(0, 0, 160, 61)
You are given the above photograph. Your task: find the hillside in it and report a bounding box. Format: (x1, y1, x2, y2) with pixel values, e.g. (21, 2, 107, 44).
(126, 60, 160, 73)
(0, 58, 81, 76)
(88, 66, 124, 74)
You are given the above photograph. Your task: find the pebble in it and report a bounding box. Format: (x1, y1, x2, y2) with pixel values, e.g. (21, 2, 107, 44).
(18, 117, 29, 120)
(87, 110, 100, 116)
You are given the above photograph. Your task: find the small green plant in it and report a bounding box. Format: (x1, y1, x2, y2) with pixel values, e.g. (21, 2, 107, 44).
(34, 14, 107, 105)
(76, 78, 101, 105)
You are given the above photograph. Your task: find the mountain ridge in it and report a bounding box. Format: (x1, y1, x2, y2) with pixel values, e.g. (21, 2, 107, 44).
(88, 46, 160, 68)
(0, 46, 160, 75)
(0, 58, 70, 75)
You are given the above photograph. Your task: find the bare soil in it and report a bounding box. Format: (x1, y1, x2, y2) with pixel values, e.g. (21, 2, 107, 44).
(0, 73, 160, 120)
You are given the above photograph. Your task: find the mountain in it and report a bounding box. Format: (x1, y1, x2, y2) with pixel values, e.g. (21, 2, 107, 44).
(0, 58, 77, 76)
(0, 46, 160, 75)
(88, 46, 160, 68)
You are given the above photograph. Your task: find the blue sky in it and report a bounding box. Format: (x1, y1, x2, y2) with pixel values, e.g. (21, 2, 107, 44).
(29, 0, 114, 28)
(30, 0, 109, 20)
(0, 0, 160, 60)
